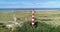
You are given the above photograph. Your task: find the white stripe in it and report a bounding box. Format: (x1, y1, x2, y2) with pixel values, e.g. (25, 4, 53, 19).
(32, 22, 34, 24)
(32, 19, 34, 21)
(32, 15, 34, 17)
(32, 11, 34, 13)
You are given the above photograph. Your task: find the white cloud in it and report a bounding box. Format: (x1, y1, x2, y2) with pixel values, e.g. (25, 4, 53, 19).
(0, 0, 60, 8)
(40, 1, 60, 8)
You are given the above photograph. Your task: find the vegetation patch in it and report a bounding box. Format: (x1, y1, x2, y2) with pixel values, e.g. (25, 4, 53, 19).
(40, 19, 53, 21)
(12, 21, 53, 32)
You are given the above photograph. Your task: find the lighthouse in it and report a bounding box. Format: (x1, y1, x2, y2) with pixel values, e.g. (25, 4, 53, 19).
(32, 9, 35, 27)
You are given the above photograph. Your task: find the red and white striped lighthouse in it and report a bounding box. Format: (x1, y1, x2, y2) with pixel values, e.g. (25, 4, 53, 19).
(32, 9, 35, 27)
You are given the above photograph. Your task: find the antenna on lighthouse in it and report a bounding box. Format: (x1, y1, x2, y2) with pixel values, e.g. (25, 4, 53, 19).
(32, 9, 35, 27)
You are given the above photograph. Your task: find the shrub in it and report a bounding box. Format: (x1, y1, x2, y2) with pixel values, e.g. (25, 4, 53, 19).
(13, 21, 53, 32)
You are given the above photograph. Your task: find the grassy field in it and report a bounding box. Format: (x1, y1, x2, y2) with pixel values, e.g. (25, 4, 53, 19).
(35, 11, 60, 27)
(0, 11, 60, 27)
(0, 11, 32, 23)
(0, 10, 60, 32)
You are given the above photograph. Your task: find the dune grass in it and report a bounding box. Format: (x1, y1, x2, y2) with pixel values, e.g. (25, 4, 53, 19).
(35, 11, 60, 27)
(0, 11, 60, 26)
(0, 11, 60, 32)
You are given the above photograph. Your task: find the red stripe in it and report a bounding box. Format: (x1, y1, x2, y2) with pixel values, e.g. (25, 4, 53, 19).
(32, 13, 34, 15)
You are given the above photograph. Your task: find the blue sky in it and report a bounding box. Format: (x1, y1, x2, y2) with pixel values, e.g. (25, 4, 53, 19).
(0, 0, 60, 8)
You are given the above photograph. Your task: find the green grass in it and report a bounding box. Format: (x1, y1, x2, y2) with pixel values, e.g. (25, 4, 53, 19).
(0, 11, 60, 27)
(35, 11, 60, 27)
(0, 11, 32, 23)
(0, 11, 60, 32)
